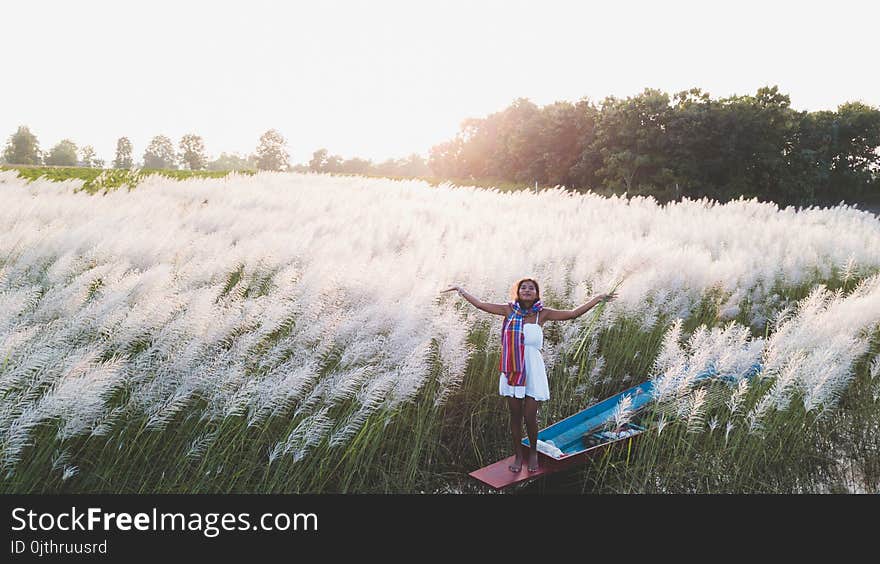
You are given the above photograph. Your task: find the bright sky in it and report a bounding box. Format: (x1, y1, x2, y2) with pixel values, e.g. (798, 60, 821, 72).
(2, 0, 878, 165)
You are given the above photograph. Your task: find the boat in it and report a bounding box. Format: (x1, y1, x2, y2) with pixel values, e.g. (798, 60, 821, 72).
(469, 361, 763, 489)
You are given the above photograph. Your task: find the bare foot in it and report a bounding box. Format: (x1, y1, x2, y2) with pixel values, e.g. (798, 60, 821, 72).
(527, 450, 539, 473)
(508, 452, 523, 473)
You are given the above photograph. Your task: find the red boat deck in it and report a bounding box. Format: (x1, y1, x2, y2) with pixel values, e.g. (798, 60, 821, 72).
(468, 454, 571, 489)
(469, 432, 642, 489)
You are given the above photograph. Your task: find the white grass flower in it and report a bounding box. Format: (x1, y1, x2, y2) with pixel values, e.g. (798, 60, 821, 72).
(841, 253, 856, 285)
(708, 416, 719, 432)
(686, 388, 707, 433)
(656, 414, 667, 436)
(746, 391, 775, 435)
(590, 356, 606, 381)
(612, 394, 634, 430)
(727, 378, 749, 416)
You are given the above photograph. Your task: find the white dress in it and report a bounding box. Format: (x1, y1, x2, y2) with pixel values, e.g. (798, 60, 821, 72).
(498, 311, 550, 401)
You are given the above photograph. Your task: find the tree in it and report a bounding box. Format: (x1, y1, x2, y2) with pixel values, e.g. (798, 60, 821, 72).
(114, 137, 133, 169)
(255, 129, 289, 171)
(490, 98, 544, 182)
(307, 148, 349, 173)
(428, 136, 465, 178)
(339, 157, 372, 174)
(375, 154, 430, 177)
(45, 139, 79, 166)
(324, 153, 343, 173)
(796, 101, 880, 203)
(398, 153, 430, 177)
(531, 99, 596, 186)
(3, 126, 42, 165)
(179, 134, 207, 170)
(427, 97, 597, 186)
(80, 145, 98, 167)
(206, 152, 256, 171)
(143, 135, 177, 169)
(589, 89, 673, 193)
(309, 148, 329, 172)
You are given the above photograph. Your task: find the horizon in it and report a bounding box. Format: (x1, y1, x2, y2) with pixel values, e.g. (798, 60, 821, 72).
(2, 0, 878, 165)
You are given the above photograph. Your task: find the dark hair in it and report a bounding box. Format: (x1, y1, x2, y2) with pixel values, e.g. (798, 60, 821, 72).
(509, 278, 540, 306)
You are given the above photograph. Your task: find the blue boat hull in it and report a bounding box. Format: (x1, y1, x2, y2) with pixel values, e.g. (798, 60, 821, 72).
(522, 361, 763, 459)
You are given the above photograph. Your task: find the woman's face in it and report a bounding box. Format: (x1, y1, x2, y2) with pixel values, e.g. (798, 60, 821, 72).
(518, 281, 538, 302)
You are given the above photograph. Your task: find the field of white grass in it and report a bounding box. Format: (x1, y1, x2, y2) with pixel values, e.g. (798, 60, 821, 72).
(1, 169, 879, 493)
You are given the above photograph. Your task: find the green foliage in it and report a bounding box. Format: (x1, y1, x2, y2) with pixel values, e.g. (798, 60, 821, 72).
(4, 125, 42, 165)
(0, 165, 252, 193)
(44, 139, 79, 166)
(590, 89, 674, 193)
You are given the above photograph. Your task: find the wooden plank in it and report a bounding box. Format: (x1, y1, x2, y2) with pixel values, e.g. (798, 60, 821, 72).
(468, 454, 571, 490)
(469, 432, 643, 490)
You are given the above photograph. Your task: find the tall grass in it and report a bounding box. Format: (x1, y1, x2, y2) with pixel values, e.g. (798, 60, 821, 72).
(1, 169, 879, 493)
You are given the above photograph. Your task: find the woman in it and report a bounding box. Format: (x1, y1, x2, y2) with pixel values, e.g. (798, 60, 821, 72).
(442, 279, 616, 473)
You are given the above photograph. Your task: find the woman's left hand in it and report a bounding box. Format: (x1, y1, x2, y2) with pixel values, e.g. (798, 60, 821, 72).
(600, 291, 618, 303)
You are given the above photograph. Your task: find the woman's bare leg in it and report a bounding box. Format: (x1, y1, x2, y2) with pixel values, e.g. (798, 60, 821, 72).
(507, 397, 524, 472)
(524, 396, 539, 471)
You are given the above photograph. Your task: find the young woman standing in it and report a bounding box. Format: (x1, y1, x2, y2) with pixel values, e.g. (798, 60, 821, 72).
(442, 279, 616, 473)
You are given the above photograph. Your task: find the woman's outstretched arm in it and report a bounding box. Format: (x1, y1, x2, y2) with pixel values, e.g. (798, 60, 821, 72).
(441, 285, 510, 316)
(541, 292, 617, 321)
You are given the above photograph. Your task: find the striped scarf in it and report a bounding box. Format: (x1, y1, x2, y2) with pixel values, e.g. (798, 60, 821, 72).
(500, 300, 544, 386)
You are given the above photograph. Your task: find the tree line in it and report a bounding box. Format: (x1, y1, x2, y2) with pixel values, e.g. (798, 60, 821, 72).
(2, 129, 291, 172)
(303, 148, 429, 177)
(428, 86, 880, 206)
(1, 127, 431, 178)
(5, 85, 879, 206)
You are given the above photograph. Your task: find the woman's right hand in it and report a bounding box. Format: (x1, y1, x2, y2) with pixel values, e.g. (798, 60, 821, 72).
(441, 285, 461, 294)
